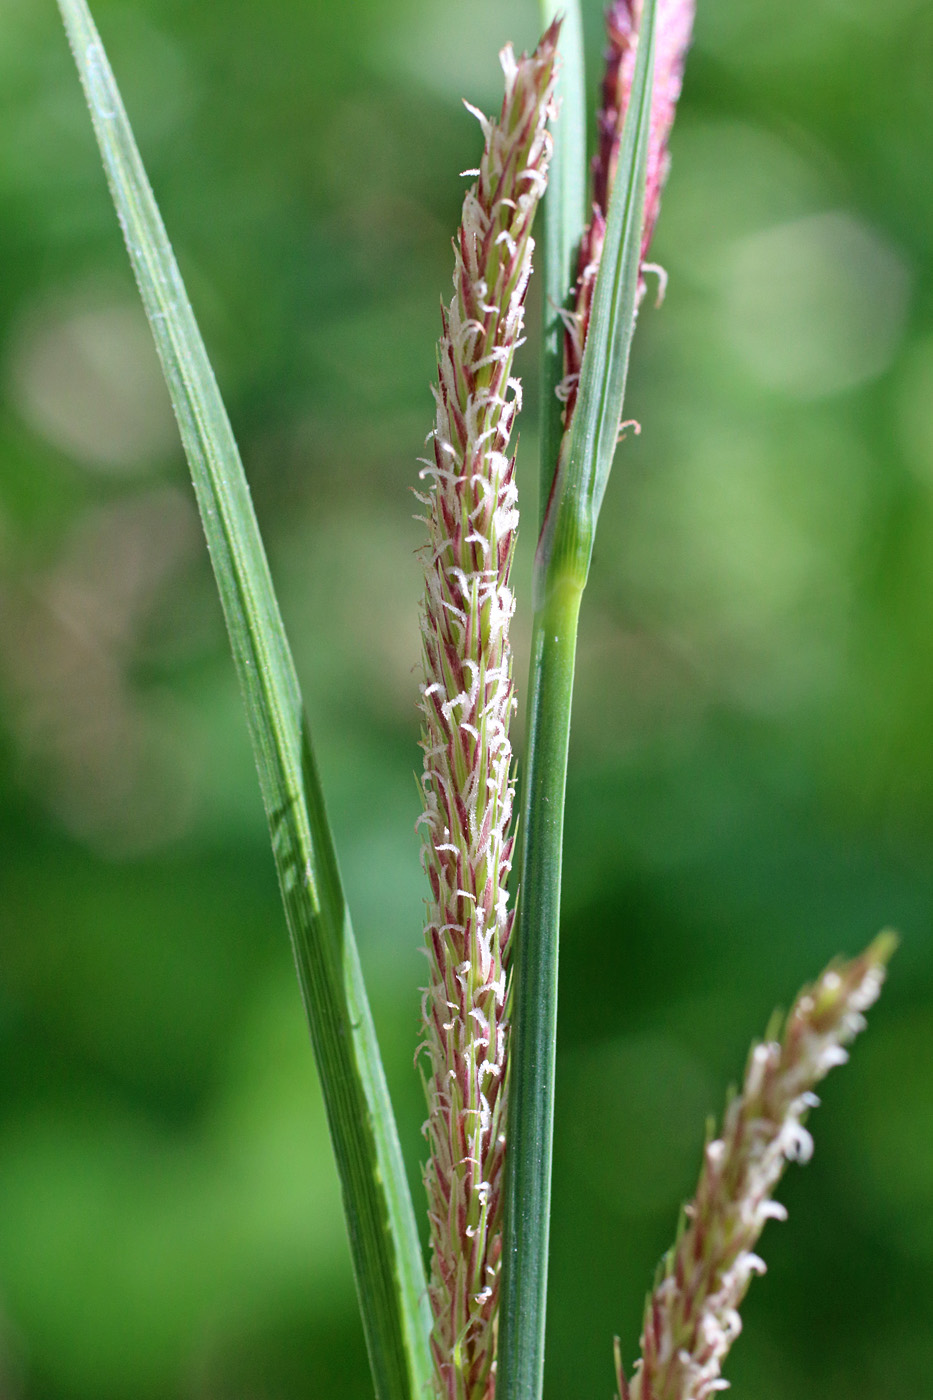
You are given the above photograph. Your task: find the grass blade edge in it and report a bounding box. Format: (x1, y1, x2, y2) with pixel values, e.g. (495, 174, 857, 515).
(537, 0, 587, 528)
(54, 5, 432, 1397)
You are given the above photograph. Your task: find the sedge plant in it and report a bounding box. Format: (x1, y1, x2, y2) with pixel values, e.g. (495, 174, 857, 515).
(53, 2, 896, 1399)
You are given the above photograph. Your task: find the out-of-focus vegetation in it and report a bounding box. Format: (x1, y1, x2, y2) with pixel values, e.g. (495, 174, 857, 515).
(0, 0, 930, 1396)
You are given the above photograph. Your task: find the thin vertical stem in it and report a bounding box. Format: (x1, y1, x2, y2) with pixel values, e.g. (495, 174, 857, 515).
(496, 573, 582, 1400)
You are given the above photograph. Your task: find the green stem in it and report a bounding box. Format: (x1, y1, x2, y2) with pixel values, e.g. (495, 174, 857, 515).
(498, 572, 583, 1400)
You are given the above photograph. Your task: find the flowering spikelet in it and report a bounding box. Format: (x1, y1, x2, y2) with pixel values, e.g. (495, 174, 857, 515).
(617, 934, 896, 1400)
(415, 26, 559, 1400)
(560, 0, 694, 424)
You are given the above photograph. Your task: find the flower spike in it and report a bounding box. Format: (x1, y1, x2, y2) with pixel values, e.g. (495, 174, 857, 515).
(560, 0, 695, 424)
(416, 24, 559, 1400)
(618, 933, 896, 1400)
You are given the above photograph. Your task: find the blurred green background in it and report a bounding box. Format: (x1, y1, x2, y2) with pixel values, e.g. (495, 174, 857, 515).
(1, 0, 931, 1395)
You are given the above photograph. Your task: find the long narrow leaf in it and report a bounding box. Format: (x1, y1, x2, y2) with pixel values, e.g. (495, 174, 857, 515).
(571, 2, 656, 531)
(535, 0, 658, 598)
(537, 0, 586, 527)
(498, 7, 659, 1400)
(55, 6, 431, 1399)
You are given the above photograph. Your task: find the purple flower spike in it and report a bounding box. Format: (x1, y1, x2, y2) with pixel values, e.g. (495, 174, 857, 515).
(415, 25, 559, 1400)
(601, 0, 696, 265)
(560, 0, 694, 426)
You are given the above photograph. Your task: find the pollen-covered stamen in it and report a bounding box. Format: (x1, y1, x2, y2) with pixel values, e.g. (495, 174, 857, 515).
(417, 24, 558, 1400)
(618, 935, 895, 1400)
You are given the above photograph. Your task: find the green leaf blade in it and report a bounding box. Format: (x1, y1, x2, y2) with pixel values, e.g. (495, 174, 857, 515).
(571, 0, 655, 530)
(537, 0, 658, 598)
(56, 6, 431, 1399)
(538, 0, 587, 528)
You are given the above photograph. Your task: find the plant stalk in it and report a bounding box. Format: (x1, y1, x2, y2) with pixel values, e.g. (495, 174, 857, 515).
(496, 571, 582, 1400)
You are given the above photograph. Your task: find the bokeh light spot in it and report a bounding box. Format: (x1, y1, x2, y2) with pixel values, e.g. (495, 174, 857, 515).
(6, 290, 177, 473)
(720, 212, 910, 399)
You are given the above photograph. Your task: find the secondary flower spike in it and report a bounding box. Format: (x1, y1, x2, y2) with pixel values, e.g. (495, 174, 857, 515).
(415, 25, 559, 1400)
(561, 0, 695, 425)
(617, 933, 896, 1400)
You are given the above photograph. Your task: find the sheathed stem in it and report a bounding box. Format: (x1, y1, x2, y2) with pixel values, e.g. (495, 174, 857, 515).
(497, 574, 582, 1400)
